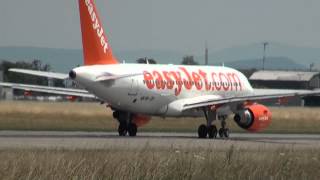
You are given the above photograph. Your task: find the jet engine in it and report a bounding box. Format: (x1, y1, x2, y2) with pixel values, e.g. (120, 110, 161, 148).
(234, 104, 271, 132)
(132, 114, 151, 127)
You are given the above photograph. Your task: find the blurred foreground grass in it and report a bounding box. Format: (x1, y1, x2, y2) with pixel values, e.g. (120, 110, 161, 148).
(0, 147, 319, 180)
(0, 101, 320, 133)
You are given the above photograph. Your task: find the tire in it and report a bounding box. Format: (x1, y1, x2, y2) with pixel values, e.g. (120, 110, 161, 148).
(218, 128, 224, 138)
(113, 111, 120, 119)
(223, 128, 230, 138)
(128, 123, 137, 137)
(208, 125, 217, 139)
(118, 123, 127, 136)
(198, 124, 208, 138)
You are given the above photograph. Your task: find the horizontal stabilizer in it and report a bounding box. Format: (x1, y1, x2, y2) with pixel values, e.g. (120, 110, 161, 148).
(9, 69, 68, 79)
(0, 82, 95, 98)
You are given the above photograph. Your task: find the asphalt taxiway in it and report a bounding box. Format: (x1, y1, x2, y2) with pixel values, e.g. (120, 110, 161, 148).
(0, 131, 319, 150)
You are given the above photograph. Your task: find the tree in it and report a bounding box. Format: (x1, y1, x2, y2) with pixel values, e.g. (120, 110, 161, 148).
(136, 57, 157, 64)
(181, 56, 199, 65)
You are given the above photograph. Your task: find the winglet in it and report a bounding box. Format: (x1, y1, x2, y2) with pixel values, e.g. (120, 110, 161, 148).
(78, 0, 118, 65)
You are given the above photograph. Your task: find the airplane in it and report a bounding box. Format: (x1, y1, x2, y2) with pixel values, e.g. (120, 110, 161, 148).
(1, 0, 320, 138)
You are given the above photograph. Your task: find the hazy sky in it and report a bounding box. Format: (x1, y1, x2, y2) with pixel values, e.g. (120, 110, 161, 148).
(0, 0, 319, 54)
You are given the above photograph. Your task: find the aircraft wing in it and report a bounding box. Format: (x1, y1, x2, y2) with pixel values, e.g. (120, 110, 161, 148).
(181, 88, 320, 111)
(9, 69, 68, 79)
(0, 82, 95, 98)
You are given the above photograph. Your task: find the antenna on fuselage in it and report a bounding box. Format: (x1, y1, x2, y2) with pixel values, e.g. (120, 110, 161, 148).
(205, 41, 208, 65)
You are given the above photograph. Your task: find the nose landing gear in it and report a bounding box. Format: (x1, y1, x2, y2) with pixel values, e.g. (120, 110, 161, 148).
(218, 119, 230, 138)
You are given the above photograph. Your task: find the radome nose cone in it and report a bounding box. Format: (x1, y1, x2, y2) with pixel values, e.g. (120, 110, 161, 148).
(69, 70, 76, 79)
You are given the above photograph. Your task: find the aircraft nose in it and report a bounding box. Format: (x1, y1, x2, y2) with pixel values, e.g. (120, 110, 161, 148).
(69, 70, 76, 79)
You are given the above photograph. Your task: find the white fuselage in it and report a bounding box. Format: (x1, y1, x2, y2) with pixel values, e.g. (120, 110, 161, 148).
(72, 64, 253, 117)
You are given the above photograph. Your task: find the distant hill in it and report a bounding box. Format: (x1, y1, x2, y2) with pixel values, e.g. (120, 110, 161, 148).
(223, 57, 307, 70)
(0, 43, 318, 72)
(0, 47, 184, 72)
(203, 42, 320, 69)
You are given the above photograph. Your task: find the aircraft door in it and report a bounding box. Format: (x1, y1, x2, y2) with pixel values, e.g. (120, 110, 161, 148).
(128, 78, 139, 96)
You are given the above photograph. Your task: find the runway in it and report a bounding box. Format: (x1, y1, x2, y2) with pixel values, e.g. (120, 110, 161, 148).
(0, 131, 319, 150)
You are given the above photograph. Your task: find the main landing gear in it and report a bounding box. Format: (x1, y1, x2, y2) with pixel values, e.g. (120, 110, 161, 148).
(113, 111, 137, 137)
(198, 108, 229, 139)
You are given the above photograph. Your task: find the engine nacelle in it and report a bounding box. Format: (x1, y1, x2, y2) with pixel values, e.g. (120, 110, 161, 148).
(132, 114, 151, 127)
(234, 104, 272, 132)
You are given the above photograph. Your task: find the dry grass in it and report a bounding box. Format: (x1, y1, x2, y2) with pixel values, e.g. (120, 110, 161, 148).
(269, 107, 320, 133)
(0, 101, 117, 131)
(0, 101, 319, 179)
(0, 147, 319, 180)
(0, 101, 320, 133)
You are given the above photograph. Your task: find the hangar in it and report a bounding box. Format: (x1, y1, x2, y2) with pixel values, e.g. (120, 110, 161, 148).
(249, 70, 320, 106)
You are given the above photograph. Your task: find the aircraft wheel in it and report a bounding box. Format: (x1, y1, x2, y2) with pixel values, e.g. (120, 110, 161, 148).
(218, 128, 224, 138)
(118, 123, 127, 136)
(208, 125, 217, 139)
(113, 111, 120, 119)
(219, 128, 230, 138)
(224, 128, 230, 138)
(128, 123, 137, 137)
(198, 124, 208, 138)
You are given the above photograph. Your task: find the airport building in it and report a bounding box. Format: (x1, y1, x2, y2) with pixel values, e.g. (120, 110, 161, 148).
(0, 71, 14, 100)
(250, 70, 320, 89)
(249, 70, 320, 106)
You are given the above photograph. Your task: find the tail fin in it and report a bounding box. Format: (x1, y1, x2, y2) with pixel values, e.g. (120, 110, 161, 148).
(78, 0, 118, 65)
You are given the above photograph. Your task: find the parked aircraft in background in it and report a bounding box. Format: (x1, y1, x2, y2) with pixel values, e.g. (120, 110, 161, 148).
(1, 0, 320, 138)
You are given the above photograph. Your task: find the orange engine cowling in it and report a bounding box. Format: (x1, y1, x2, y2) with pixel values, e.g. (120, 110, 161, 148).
(234, 104, 272, 132)
(132, 114, 151, 127)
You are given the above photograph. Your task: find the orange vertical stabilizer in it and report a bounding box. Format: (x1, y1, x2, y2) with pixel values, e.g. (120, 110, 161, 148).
(78, 0, 118, 65)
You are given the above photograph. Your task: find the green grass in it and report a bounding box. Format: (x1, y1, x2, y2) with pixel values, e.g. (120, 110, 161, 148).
(0, 101, 320, 133)
(0, 147, 319, 180)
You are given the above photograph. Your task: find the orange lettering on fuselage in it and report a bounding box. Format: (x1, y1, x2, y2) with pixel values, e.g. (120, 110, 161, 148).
(179, 67, 193, 90)
(143, 71, 154, 89)
(199, 70, 211, 91)
(163, 71, 174, 90)
(143, 68, 244, 96)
